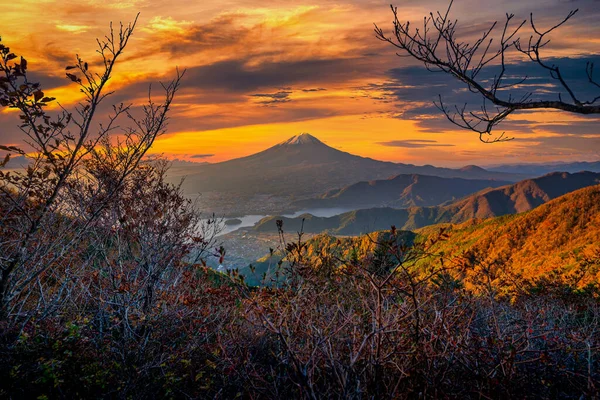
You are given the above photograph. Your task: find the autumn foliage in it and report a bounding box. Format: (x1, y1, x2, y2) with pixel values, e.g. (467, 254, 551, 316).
(0, 18, 599, 400)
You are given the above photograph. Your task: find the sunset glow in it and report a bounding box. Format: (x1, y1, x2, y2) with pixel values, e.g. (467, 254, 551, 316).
(1, 0, 599, 166)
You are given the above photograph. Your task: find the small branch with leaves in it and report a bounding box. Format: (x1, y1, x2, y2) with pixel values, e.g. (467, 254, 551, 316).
(0, 15, 186, 325)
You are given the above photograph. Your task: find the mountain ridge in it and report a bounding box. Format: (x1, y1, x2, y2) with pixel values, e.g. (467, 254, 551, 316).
(292, 173, 513, 209)
(242, 184, 600, 289)
(251, 171, 600, 235)
(489, 161, 600, 176)
(173, 133, 526, 198)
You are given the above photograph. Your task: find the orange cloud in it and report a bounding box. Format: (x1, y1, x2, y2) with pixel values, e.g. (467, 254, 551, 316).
(0, 0, 599, 166)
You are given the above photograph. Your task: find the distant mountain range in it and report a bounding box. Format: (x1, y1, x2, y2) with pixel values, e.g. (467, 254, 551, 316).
(251, 171, 600, 235)
(174, 133, 525, 198)
(292, 174, 512, 210)
(489, 161, 600, 176)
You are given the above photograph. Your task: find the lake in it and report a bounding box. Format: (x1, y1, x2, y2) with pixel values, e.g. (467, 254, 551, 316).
(202, 207, 354, 236)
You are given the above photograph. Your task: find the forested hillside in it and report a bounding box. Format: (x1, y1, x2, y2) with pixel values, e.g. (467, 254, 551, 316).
(418, 184, 600, 295)
(249, 185, 600, 293)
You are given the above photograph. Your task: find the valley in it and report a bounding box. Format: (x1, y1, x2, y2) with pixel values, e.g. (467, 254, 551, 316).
(182, 136, 600, 283)
(216, 184, 600, 290)
(168, 133, 527, 216)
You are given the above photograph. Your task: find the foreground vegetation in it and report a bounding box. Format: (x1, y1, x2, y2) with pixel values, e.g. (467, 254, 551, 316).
(1, 224, 599, 398)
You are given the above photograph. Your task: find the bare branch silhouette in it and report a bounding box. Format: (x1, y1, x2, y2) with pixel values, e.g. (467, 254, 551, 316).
(374, 1, 600, 142)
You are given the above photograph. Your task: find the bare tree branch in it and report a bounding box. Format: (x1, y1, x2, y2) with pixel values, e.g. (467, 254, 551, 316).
(0, 15, 185, 324)
(374, 2, 600, 142)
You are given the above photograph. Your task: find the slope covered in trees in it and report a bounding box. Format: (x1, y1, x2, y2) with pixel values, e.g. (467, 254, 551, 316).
(418, 184, 600, 294)
(249, 184, 600, 293)
(240, 230, 416, 286)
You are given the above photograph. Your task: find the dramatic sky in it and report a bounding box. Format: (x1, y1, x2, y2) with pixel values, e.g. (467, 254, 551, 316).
(1, 0, 599, 167)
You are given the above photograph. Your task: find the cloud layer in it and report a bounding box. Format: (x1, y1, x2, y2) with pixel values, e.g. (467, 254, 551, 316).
(0, 0, 599, 166)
